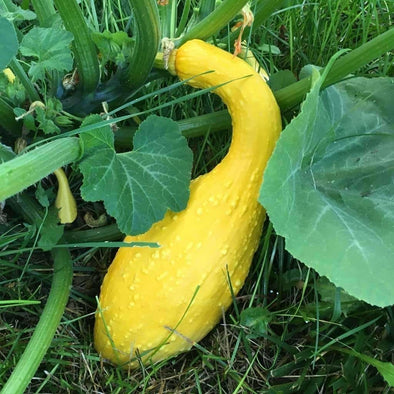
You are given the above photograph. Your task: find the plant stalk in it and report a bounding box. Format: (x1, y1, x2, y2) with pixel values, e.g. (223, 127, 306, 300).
(114, 110, 232, 149)
(124, 0, 160, 88)
(64, 224, 123, 243)
(0, 137, 81, 201)
(53, 0, 100, 93)
(9, 58, 41, 102)
(1, 247, 73, 394)
(30, 0, 56, 27)
(275, 28, 394, 111)
(175, 0, 192, 37)
(178, 0, 249, 45)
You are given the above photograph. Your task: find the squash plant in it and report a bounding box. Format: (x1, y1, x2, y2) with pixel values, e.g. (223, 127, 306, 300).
(0, 0, 393, 390)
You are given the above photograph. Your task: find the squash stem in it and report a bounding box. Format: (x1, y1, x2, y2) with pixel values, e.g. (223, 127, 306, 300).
(275, 28, 394, 111)
(123, 0, 160, 89)
(0, 137, 81, 201)
(174, 0, 192, 38)
(158, 0, 175, 39)
(0, 247, 73, 394)
(197, 0, 216, 22)
(9, 58, 41, 102)
(53, 0, 100, 93)
(30, 0, 56, 27)
(177, 0, 249, 46)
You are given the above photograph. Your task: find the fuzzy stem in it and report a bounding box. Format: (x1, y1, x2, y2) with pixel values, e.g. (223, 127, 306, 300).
(64, 224, 123, 243)
(53, 0, 100, 93)
(178, 0, 249, 45)
(9, 58, 41, 102)
(0, 137, 81, 201)
(1, 247, 73, 394)
(123, 0, 160, 88)
(30, 0, 56, 27)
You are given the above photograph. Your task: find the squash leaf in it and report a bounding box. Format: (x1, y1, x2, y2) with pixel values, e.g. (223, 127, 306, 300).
(19, 26, 73, 82)
(79, 115, 193, 235)
(37, 207, 64, 251)
(0, 16, 18, 70)
(91, 30, 134, 66)
(259, 76, 394, 307)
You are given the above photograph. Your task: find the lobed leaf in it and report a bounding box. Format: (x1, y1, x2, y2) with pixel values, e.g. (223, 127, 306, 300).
(19, 26, 73, 82)
(79, 115, 193, 235)
(0, 17, 18, 70)
(260, 76, 394, 307)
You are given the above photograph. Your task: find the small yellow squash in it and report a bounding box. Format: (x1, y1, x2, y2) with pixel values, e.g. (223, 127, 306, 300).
(94, 39, 282, 367)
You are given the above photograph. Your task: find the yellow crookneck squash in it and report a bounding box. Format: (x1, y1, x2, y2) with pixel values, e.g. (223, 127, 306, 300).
(94, 39, 282, 367)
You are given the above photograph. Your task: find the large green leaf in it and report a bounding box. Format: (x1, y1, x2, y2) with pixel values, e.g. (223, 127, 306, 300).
(259, 76, 394, 307)
(19, 26, 73, 82)
(0, 17, 18, 70)
(79, 115, 193, 235)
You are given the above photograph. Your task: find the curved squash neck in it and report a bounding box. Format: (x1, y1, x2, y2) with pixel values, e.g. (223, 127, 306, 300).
(173, 39, 281, 182)
(214, 79, 278, 176)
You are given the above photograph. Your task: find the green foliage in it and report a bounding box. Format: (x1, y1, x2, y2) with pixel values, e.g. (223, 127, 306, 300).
(0, 17, 18, 69)
(37, 207, 64, 251)
(91, 30, 134, 66)
(268, 69, 297, 91)
(1, 0, 393, 392)
(13, 98, 71, 135)
(79, 114, 193, 235)
(260, 75, 394, 307)
(1, 3, 36, 22)
(0, 72, 26, 104)
(19, 26, 73, 82)
(337, 348, 394, 387)
(240, 306, 273, 337)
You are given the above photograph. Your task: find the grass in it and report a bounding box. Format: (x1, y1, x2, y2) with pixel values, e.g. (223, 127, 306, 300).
(1, 0, 393, 392)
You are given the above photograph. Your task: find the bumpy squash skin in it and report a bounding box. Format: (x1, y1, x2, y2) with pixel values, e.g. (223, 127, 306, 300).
(94, 39, 282, 367)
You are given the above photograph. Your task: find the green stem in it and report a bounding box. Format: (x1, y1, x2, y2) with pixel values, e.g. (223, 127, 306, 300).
(1, 247, 73, 394)
(124, 0, 160, 88)
(64, 224, 123, 243)
(53, 0, 100, 93)
(114, 110, 232, 149)
(178, 0, 249, 45)
(0, 137, 81, 201)
(0, 147, 45, 224)
(158, 0, 173, 38)
(175, 0, 191, 37)
(0, 98, 20, 136)
(9, 58, 41, 102)
(8, 192, 45, 225)
(7, 186, 123, 242)
(275, 28, 394, 111)
(30, 0, 56, 27)
(198, 0, 216, 21)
